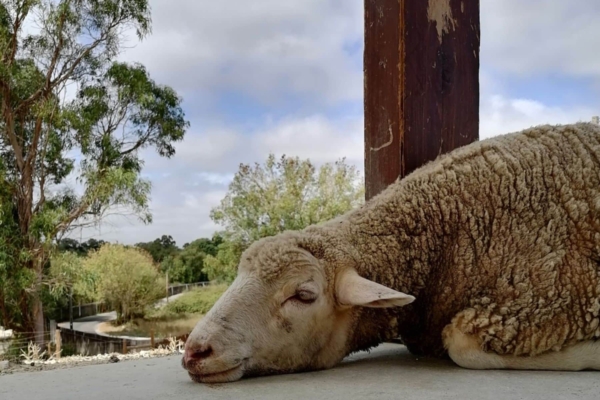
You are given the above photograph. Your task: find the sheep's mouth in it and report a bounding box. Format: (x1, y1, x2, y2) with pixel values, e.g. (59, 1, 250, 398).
(188, 364, 244, 384)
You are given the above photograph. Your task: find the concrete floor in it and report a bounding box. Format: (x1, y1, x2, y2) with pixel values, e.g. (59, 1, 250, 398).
(1, 343, 598, 400)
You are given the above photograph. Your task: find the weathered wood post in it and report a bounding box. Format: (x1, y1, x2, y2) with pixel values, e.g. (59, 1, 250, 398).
(55, 329, 62, 359)
(364, 0, 480, 200)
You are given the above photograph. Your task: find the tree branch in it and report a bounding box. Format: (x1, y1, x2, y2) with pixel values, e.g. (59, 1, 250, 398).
(43, 6, 67, 96)
(119, 130, 152, 156)
(1, 96, 25, 170)
(24, 115, 43, 173)
(32, 115, 56, 215)
(5, 1, 28, 65)
(15, 15, 125, 114)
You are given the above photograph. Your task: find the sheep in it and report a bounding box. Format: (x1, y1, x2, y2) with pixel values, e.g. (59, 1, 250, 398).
(181, 122, 600, 383)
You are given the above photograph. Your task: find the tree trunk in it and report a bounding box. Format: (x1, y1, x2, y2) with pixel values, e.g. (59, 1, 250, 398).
(32, 297, 45, 345)
(19, 290, 33, 331)
(19, 254, 45, 345)
(32, 256, 46, 345)
(0, 289, 8, 328)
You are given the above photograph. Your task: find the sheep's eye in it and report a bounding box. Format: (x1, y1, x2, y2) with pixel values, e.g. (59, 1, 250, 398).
(287, 290, 317, 305)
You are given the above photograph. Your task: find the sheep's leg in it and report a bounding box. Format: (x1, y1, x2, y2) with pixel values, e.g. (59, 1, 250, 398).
(442, 324, 600, 371)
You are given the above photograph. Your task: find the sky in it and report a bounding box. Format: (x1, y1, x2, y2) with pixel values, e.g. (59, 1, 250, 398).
(74, 0, 600, 246)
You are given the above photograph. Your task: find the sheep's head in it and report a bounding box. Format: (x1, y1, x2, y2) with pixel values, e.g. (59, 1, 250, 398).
(181, 233, 415, 383)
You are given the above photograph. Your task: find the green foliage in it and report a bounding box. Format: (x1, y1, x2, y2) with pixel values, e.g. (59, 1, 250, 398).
(0, 0, 189, 332)
(45, 251, 93, 301)
(56, 237, 106, 257)
(146, 284, 228, 320)
(82, 243, 165, 324)
(135, 234, 224, 284)
(0, 164, 34, 329)
(211, 153, 364, 243)
(182, 234, 223, 256)
(206, 153, 365, 282)
(40, 251, 81, 322)
(160, 235, 224, 284)
(161, 244, 205, 284)
(135, 235, 178, 264)
(203, 239, 244, 283)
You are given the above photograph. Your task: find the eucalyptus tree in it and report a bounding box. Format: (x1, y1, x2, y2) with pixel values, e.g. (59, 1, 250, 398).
(0, 0, 189, 340)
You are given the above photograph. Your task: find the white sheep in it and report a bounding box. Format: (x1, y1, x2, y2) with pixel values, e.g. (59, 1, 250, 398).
(181, 122, 600, 383)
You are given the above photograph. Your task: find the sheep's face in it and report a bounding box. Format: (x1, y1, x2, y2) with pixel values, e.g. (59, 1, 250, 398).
(182, 238, 415, 384)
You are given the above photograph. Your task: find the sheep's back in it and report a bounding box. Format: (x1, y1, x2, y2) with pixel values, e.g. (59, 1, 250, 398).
(351, 122, 600, 357)
(423, 122, 600, 356)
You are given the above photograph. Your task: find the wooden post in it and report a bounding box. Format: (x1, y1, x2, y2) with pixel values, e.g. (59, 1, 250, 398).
(49, 320, 56, 342)
(55, 329, 61, 359)
(122, 339, 128, 354)
(150, 330, 155, 349)
(364, 0, 480, 200)
(69, 287, 74, 330)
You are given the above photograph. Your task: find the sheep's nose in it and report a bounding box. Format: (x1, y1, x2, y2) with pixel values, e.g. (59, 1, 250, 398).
(184, 341, 214, 365)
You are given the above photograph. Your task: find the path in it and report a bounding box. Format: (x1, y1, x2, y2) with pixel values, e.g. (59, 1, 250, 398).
(57, 312, 117, 335)
(57, 292, 187, 339)
(1, 343, 598, 400)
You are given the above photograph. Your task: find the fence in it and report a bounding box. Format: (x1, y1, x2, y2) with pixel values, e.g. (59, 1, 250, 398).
(0, 330, 52, 363)
(57, 327, 152, 356)
(58, 302, 112, 321)
(1, 326, 193, 362)
(167, 281, 210, 297)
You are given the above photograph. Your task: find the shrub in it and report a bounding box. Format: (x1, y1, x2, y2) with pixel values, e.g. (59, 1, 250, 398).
(83, 244, 165, 323)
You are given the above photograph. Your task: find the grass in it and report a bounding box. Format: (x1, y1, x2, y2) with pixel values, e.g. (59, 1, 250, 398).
(98, 283, 229, 338)
(147, 283, 229, 320)
(98, 314, 204, 338)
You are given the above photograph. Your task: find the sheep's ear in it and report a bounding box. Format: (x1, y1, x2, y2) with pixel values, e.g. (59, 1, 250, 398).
(336, 269, 416, 308)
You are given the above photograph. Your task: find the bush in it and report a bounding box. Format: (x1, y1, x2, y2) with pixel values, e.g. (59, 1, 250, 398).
(146, 284, 228, 320)
(83, 244, 166, 324)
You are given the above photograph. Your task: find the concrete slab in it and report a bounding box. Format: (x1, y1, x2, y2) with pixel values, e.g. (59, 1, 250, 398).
(1, 343, 598, 400)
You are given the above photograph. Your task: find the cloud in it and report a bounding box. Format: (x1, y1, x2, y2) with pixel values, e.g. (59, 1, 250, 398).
(481, 0, 600, 79)
(254, 115, 363, 166)
(140, 113, 364, 177)
(78, 114, 364, 245)
(80, 83, 594, 246)
(118, 0, 363, 107)
(480, 95, 595, 139)
(194, 172, 236, 187)
(74, 0, 600, 247)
